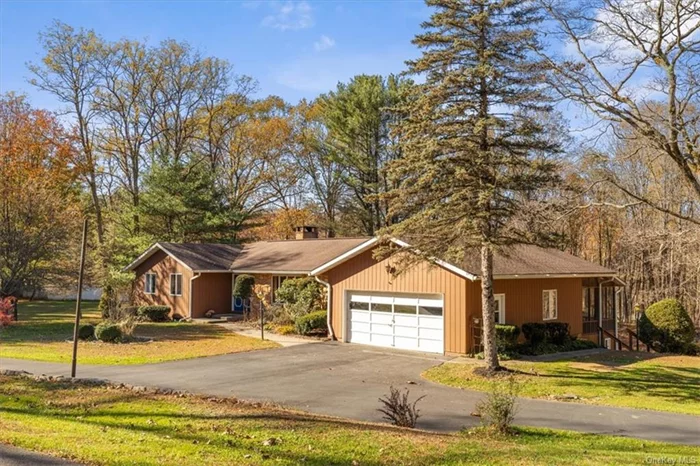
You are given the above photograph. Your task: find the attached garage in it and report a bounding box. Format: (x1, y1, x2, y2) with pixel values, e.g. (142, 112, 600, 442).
(347, 292, 444, 353)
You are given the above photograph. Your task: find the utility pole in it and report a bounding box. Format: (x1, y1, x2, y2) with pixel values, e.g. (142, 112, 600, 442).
(71, 218, 89, 378)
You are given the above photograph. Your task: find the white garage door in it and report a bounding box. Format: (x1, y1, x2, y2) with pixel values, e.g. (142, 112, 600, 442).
(347, 292, 444, 354)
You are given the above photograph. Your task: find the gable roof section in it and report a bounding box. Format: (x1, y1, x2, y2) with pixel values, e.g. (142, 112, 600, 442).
(309, 240, 615, 279)
(230, 237, 372, 273)
(461, 245, 616, 278)
(160, 243, 242, 271)
(125, 238, 616, 279)
(124, 242, 243, 272)
(124, 238, 373, 274)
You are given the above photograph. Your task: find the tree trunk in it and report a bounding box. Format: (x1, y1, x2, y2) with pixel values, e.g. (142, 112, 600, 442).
(480, 244, 500, 372)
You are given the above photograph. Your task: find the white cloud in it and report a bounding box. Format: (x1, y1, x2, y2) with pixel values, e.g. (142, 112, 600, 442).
(261, 1, 314, 31)
(313, 35, 335, 52)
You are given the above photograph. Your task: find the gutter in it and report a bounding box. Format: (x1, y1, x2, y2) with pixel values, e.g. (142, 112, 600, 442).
(314, 275, 335, 340)
(189, 273, 201, 318)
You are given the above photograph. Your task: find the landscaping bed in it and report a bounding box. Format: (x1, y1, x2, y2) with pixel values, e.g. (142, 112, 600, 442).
(423, 352, 700, 416)
(0, 301, 278, 365)
(0, 374, 697, 465)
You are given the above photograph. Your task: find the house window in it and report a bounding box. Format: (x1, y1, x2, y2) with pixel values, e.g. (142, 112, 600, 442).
(494, 294, 505, 324)
(543, 289, 558, 320)
(272, 275, 297, 302)
(170, 273, 182, 296)
(144, 273, 156, 294)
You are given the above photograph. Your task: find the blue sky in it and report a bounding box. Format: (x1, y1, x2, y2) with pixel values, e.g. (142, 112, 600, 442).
(1, 0, 430, 110)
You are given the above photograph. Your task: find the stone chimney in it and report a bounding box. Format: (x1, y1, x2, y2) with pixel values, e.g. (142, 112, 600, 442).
(295, 225, 319, 240)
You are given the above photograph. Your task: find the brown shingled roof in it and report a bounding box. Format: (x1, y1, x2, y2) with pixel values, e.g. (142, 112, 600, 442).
(230, 237, 371, 273)
(462, 245, 615, 277)
(159, 242, 242, 271)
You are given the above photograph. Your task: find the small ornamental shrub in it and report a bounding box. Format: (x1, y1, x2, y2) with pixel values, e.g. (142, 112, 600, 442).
(275, 324, 295, 335)
(137, 305, 171, 322)
(78, 324, 95, 340)
(495, 325, 520, 351)
(378, 386, 425, 428)
(476, 376, 520, 434)
(0, 312, 13, 328)
(544, 322, 570, 345)
(0, 297, 16, 327)
(639, 299, 695, 353)
(294, 310, 327, 335)
(233, 275, 255, 300)
(521, 323, 547, 346)
(95, 322, 122, 342)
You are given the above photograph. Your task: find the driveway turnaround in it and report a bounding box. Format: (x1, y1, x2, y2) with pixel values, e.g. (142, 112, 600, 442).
(1, 343, 698, 446)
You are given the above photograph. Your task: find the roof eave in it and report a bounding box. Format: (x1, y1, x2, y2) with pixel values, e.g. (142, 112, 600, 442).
(122, 243, 194, 273)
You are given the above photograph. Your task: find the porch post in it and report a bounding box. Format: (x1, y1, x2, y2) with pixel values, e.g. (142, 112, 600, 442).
(598, 279, 603, 347)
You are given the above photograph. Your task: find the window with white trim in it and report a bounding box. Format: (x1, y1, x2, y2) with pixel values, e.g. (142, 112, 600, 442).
(543, 289, 558, 320)
(144, 273, 156, 294)
(170, 273, 182, 296)
(494, 294, 505, 324)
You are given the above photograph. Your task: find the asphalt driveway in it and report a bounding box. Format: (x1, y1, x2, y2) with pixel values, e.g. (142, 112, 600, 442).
(1, 342, 698, 445)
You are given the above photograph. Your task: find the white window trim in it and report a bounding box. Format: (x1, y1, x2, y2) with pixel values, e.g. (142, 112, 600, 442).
(494, 294, 505, 324)
(144, 273, 156, 295)
(169, 273, 183, 297)
(543, 289, 558, 321)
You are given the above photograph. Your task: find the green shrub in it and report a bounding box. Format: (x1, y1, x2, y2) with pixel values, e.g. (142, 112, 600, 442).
(78, 324, 95, 340)
(545, 322, 570, 345)
(567, 338, 598, 351)
(137, 305, 171, 322)
(639, 299, 695, 353)
(98, 285, 113, 319)
(233, 275, 255, 300)
(476, 376, 520, 434)
(275, 324, 295, 335)
(522, 323, 547, 346)
(276, 278, 325, 322)
(495, 325, 520, 351)
(95, 322, 122, 342)
(295, 310, 327, 335)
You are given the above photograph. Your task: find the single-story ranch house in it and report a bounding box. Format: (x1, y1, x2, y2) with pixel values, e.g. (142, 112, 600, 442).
(125, 226, 623, 355)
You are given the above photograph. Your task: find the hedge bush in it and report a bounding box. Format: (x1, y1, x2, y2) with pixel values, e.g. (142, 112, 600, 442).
(495, 324, 520, 351)
(639, 298, 695, 353)
(276, 278, 325, 322)
(522, 322, 570, 346)
(522, 323, 547, 346)
(137, 305, 171, 322)
(295, 310, 327, 336)
(78, 324, 95, 340)
(95, 322, 122, 342)
(233, 275, 255, 300)
(545, 322, 570, 345)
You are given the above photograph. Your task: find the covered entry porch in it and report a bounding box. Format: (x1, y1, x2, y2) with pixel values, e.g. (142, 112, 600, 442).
(581, 277, 626, 347)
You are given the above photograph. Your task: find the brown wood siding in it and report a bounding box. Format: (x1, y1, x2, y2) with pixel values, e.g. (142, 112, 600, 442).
(133, 250, 193, 318)
(326, 249, 469, 354)
(191, 273, 233, 318)
(466, 277, 584, 337)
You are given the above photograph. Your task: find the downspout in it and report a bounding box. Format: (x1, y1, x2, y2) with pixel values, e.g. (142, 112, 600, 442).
(314, 275, 335, 340)
(189, 273, 201, 319)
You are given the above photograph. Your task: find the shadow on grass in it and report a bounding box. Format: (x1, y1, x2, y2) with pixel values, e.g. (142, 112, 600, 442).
(3, 299, 237, 345)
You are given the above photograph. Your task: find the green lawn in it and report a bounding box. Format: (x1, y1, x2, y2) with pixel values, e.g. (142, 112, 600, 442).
(0, 376, 697, 466)
(423, 352, 700, 416)
(0, 300, 278, 365)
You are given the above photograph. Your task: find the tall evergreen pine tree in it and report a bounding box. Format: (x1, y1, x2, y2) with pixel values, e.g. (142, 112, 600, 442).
(384, 0, 560, 371)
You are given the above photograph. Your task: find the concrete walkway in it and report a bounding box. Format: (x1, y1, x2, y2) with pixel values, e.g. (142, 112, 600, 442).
(1, 343, 698, 446)
(218, 322, 318, 347)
